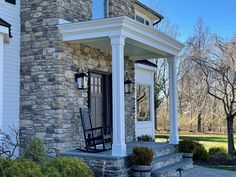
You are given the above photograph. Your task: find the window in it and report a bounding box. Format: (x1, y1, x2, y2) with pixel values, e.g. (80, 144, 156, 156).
(5, 0, 16, 5)
(92, 0, 105, 20)
(136, 15, 145, 24)
(135, 15, 150, 26)
(136, 85, 151, 121)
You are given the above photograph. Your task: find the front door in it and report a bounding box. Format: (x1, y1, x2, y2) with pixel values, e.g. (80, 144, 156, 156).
(89, 72, 112, 130)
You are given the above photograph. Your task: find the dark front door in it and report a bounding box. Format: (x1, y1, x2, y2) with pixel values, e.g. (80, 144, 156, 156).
(89, 72, 112, 130)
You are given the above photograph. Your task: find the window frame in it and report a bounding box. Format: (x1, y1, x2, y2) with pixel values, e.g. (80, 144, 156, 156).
(135, 14, 150, 27)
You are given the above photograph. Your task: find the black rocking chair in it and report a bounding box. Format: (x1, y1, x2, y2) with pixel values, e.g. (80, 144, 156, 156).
(78, 108, 112, 152)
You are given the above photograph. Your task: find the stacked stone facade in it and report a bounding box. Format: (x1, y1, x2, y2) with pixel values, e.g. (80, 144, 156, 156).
(20, 0, 135, 156)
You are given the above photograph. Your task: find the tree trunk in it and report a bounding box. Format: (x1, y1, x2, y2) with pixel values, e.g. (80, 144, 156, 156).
(226, 116, 235, 155)
(197, 112, 202, 132)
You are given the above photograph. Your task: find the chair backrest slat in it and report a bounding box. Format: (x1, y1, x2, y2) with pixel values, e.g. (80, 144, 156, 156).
(80, 108, 92, 131)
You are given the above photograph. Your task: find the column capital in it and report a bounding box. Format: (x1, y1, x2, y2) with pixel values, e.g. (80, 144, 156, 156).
(167, 56, 177, 64)
(110, 35, 126, 46)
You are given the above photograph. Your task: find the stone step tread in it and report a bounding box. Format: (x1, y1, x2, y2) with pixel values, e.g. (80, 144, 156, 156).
(153, 153, 182, 163)
(152, 159, 192, 175)
(127, 143, 175, 151)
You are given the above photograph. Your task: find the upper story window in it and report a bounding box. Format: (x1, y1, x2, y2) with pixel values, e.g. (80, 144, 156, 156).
(92, 0, 106, 20)
(135, 15, 150, 27)
(5, 0, 16, 5)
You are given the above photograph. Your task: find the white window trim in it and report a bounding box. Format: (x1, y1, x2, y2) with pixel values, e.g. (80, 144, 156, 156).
(0, 26, 9, 128)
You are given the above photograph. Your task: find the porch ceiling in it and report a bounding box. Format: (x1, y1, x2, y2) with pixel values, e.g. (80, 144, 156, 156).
(58, 16, 184, 60)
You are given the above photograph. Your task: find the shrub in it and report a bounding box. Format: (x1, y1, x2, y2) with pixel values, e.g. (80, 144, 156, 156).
(178, 139, 196, 153)
(42, 157, 93, 177)
(131, 147, 154, 165)
(137, 135, 154, 142)
(23, 138, 48, 163)
(193, 145, 209, 161)
(209, 147, 227, 156)
(209, 147, 231, 164)
(2, 158, 45, 177)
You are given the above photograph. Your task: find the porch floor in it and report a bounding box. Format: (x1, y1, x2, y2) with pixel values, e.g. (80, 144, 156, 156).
(60, 142, 171, 159)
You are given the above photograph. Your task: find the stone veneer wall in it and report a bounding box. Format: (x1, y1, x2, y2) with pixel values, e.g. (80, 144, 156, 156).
(20, 0, 136, 156)
(108, 0, 136, 18)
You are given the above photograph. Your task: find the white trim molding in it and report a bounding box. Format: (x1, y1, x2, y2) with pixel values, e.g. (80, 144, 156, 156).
(58, 16, 184, 57)
(135, 65, 155, 138)
(0, 33, 4, 128)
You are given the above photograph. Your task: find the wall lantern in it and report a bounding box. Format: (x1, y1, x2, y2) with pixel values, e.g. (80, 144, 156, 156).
(75, 68, 88, 90)
(124, 72, 134, 94)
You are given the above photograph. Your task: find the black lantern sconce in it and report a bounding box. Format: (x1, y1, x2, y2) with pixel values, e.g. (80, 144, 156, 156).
(75, 68, 88, 90)
(124, 72, 134, 94)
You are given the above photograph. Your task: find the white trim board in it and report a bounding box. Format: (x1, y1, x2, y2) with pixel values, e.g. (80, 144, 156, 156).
(58, 16, 184, 57)
(135, 65, 155, 138)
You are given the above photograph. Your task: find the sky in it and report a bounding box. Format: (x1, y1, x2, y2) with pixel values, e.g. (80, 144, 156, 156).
(142, 0, 236, 42)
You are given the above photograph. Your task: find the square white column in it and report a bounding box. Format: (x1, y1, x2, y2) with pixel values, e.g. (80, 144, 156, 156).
(110, 35, 127, 156)
(0, 33, 4, 128)
(167, 57, 179, 144)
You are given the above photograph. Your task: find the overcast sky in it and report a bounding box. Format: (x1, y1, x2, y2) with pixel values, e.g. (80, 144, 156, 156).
(141, 0, 236, 42)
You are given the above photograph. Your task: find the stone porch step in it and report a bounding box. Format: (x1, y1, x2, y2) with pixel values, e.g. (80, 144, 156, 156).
(127, 142, 177, 157)
(152, 153, 183, 169)
(151, 159, 193, 177)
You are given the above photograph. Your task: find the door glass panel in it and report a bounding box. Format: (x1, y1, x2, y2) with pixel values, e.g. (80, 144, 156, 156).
(136, 85, 151, 121)
(94, 85, 97, 93)
(94, 78, 97, 85)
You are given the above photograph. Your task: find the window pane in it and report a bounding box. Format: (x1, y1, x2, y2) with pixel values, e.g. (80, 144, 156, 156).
(136, 15, 145, 24)
(136, 85, 150, 121)
(92, 0, 105, 19)
(145, 20, 150, 26)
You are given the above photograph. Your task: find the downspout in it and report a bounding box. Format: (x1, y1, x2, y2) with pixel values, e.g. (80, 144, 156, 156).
(153, 16, 164, 27)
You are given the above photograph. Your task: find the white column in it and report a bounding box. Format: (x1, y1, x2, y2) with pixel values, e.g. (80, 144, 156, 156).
(110, 35, 127, 156)
(167, 57, 179, 144)
(0, 33, 4, 128)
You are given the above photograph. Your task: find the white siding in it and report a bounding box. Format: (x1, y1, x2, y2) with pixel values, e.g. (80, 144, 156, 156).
(0, 0, 20, 130)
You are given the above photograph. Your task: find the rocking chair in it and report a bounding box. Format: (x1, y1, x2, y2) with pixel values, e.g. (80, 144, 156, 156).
(78, 108, 112, 152)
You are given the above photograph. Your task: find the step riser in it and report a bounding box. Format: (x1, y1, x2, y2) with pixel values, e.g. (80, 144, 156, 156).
(152, 156, 182, 169)
(154, 147, 176, 158)
(152, 161, 193, 177)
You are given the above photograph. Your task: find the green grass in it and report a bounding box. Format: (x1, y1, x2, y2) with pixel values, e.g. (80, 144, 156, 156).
(203, 165, 236, 172)
(156, 133, 236, 172)
(155, 133, 236, 150)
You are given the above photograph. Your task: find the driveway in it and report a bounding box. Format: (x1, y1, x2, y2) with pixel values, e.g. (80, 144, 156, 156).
(182, 165, 236, 177)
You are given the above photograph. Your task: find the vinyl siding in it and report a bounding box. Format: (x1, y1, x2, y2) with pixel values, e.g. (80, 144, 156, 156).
(0, 0, 20, 129)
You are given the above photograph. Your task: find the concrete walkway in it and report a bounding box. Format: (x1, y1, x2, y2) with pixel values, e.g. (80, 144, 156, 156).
(182, 166, 236, 177)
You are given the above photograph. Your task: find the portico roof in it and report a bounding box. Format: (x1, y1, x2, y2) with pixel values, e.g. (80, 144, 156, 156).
(58, 16, 184, 60)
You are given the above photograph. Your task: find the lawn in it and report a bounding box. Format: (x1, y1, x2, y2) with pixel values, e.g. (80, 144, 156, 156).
(155, 133, 236, 151)
(156, 133, 236, 172)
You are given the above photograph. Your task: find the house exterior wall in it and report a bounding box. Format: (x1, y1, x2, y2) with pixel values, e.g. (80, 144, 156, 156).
(20, 0, 136, 155)
(0, 0, 20, 130)
(108, 0, 135, 18)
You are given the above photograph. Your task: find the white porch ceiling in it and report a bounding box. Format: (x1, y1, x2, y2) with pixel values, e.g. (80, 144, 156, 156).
(58, 16, 184, 60)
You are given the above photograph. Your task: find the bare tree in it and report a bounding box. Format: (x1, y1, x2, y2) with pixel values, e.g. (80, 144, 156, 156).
(193, 36, 236, 154)
(0, 127, 19, 158)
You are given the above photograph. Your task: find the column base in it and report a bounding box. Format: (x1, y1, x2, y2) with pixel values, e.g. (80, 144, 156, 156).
(112, 144, 127, 156)
(169, 135, 179, 145)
